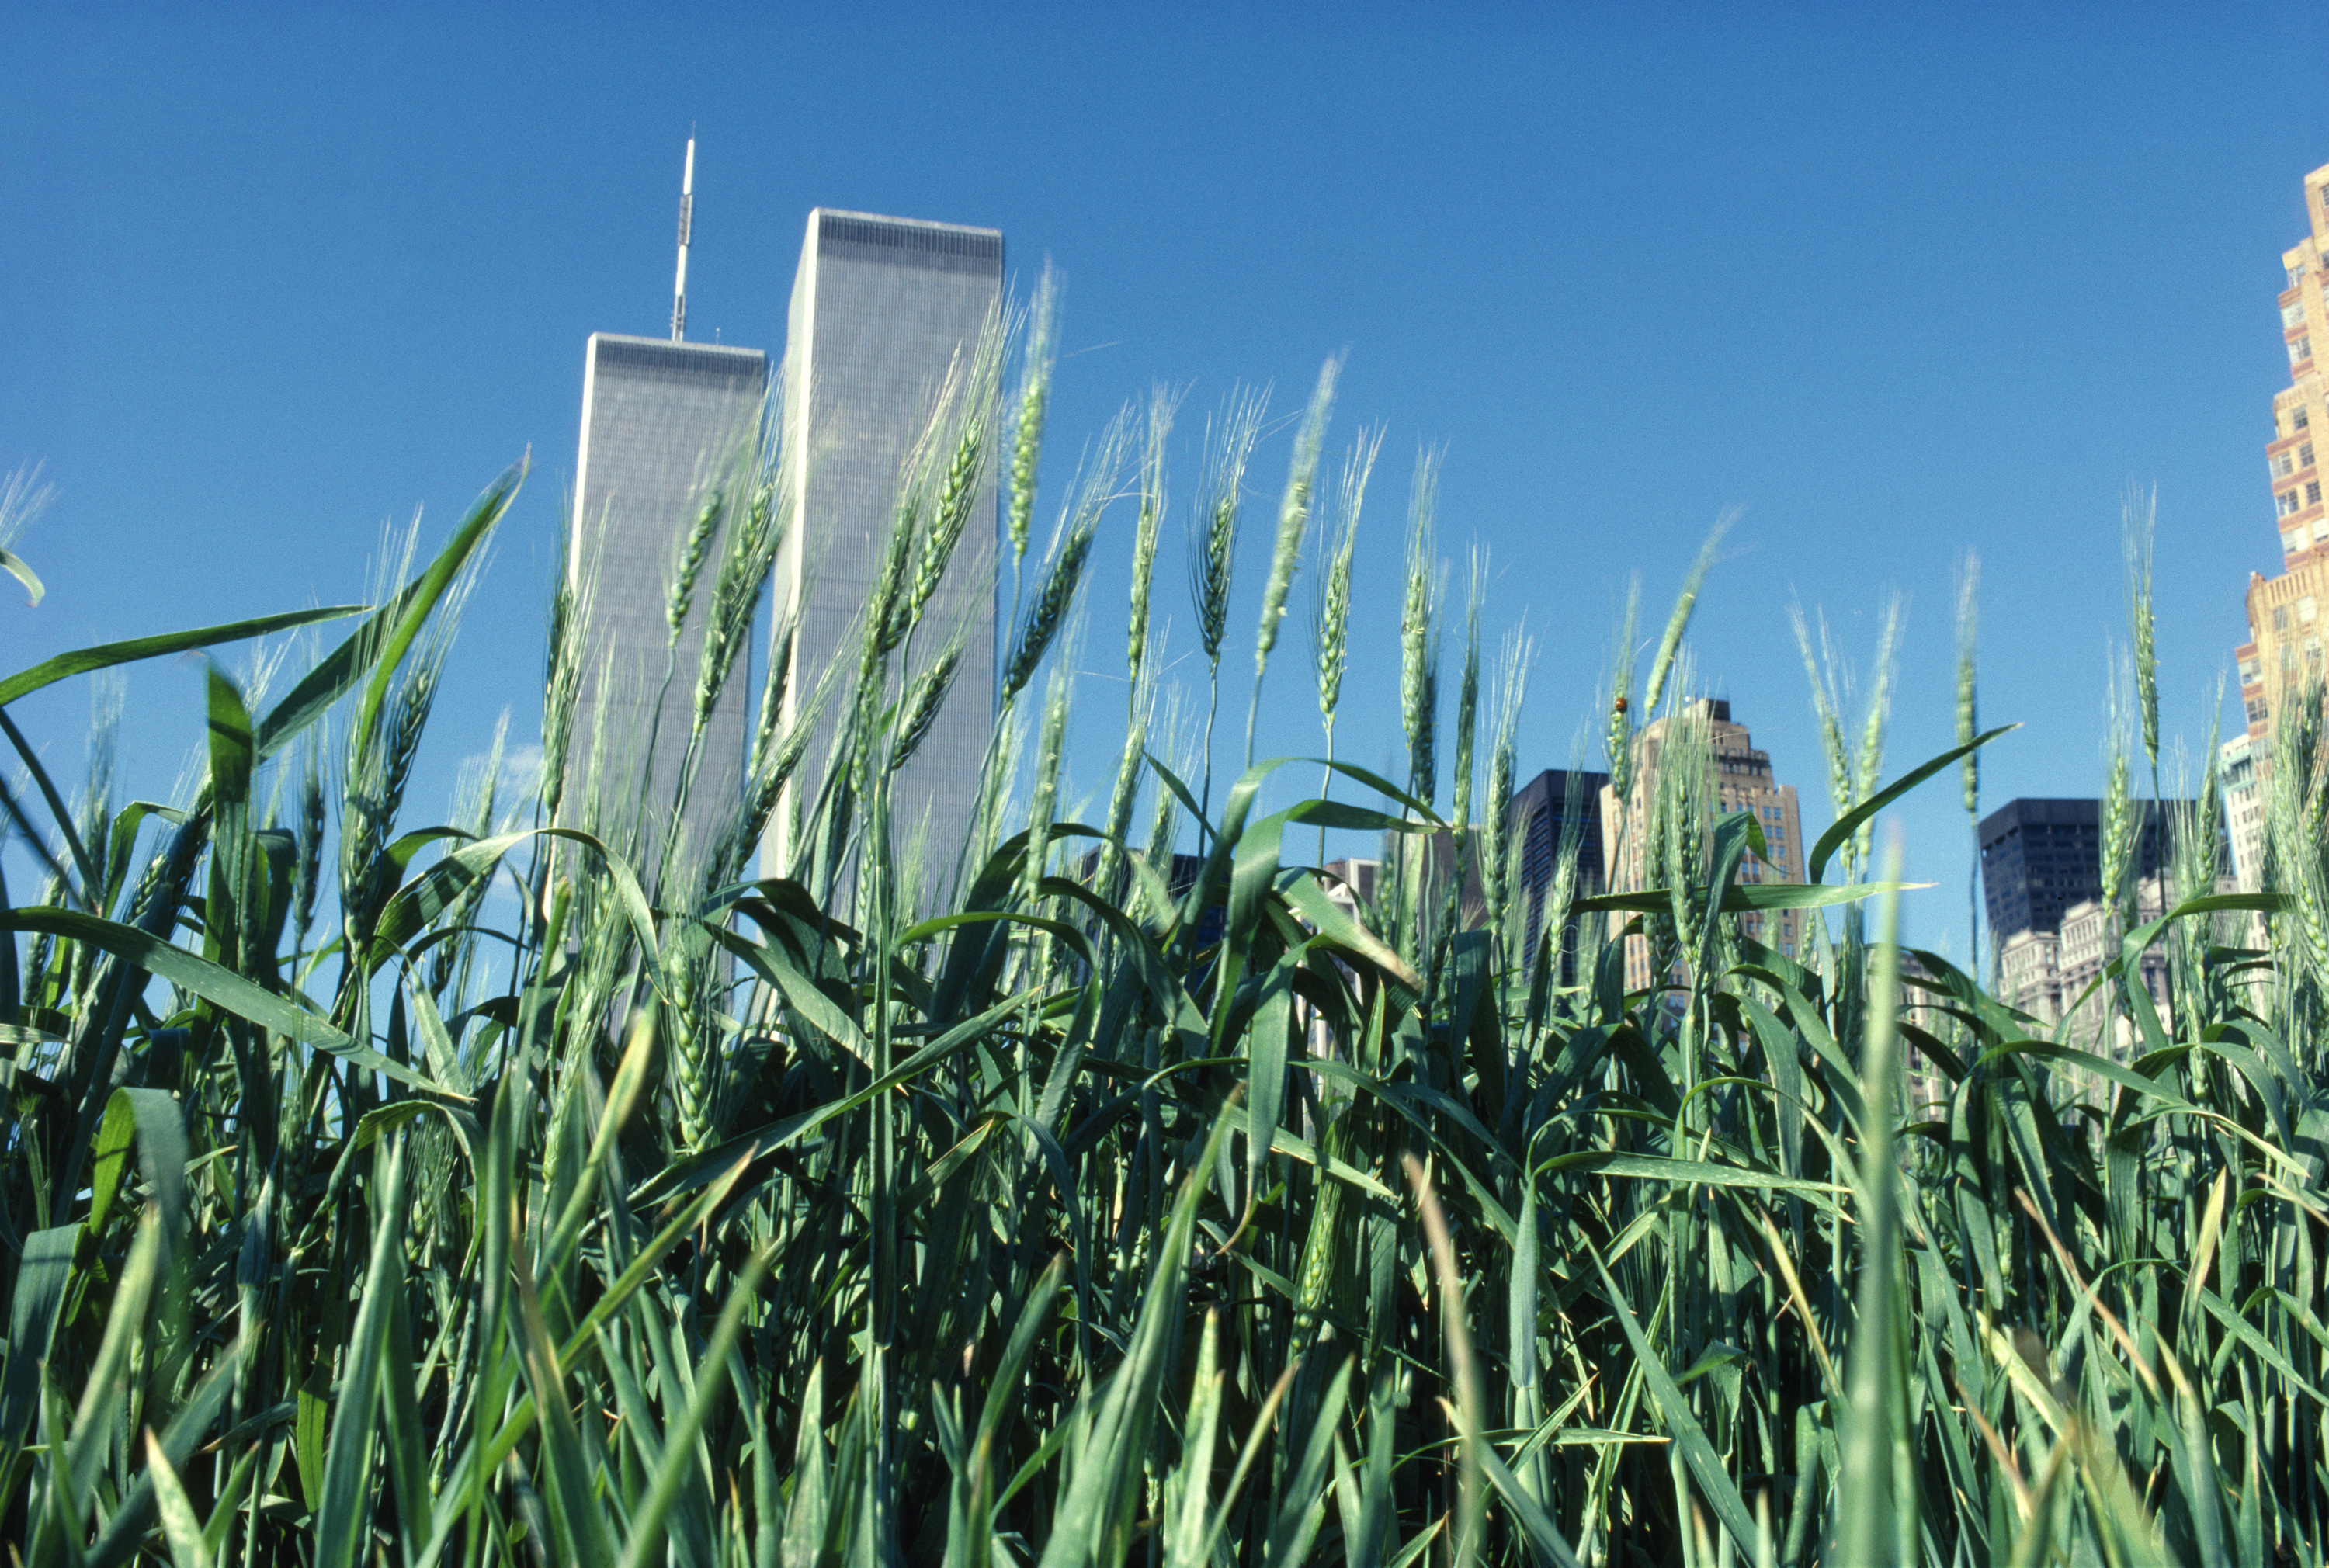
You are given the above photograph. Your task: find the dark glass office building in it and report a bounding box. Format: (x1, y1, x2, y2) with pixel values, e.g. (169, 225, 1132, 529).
(1511, 768, 1609, 971)
(1978, 797, 2184, 940)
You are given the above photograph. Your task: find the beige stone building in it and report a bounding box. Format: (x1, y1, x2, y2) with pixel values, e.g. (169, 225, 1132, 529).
(1998, 928, 2063, 1025)
(1598, 699, 1807, 991)
(1998, 875, 2169, 1042)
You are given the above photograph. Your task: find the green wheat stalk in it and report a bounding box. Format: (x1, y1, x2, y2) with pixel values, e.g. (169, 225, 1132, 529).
(1126, 383, 1182, 701)
(2101, 648, 2137, 934)
(1312, 426, 1380, 818)
(1189, 385, 1266, 819)
(1641, 509, 1733, 717)
(1246, 355, 1341, 764)
(1007, 265, 1060, 573)
(1480, 624, 1531, 955)
(1789, 602, 1858, 883)
(1956, 550, 1980, 966)
(1451, 552, 1484, 835)
(1004, 411, 1128, 705)
(1602, 576, 1641, 890)
(1400, 449, 1442, 812)
(1852, 593, 1904, 876)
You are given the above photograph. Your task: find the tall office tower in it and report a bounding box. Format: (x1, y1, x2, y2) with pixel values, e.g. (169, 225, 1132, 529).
(1508, 768, 1609, 981)
(567, 335, 769, 876)
(766, 210, 1003, 892)
(2236, 557, 2329, 751)
(2231, 161, 2329, 834)
(1598, 699, 1807, 990)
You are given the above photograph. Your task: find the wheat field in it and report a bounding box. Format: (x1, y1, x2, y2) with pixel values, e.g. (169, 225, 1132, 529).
(0, 293, 2323, 1567)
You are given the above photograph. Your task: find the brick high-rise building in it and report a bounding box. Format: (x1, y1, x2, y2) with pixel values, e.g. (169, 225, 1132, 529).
(2254, 163, 2329, 573)
(766, 210, 1003, 897)
(2230, 162, 2329, 854)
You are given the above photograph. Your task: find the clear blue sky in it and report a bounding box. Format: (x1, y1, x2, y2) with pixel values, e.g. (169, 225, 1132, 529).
(5, 2, 2325, 959)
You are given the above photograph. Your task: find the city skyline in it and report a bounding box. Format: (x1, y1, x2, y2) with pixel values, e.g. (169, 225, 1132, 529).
(6, 9, 2324, 957)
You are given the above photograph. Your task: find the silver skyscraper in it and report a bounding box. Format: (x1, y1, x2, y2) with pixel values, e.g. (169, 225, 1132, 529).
(767, 209, 1003, 891)
(566, 332, 769, 875)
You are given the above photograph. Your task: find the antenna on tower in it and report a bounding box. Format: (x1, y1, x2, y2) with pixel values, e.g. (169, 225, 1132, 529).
(671, 134, 695, 342)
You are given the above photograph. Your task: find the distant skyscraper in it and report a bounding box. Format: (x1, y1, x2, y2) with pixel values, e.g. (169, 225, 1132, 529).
(1978, 798, 2105, 942)
(560, 142, 770, 883)
(767, 209, 1003, 888)
(566, 334, 769, 872)
(2220, 733, 2266, 891)
(1598, 699, 1807, 989)
(1508, 768, 1609, 981)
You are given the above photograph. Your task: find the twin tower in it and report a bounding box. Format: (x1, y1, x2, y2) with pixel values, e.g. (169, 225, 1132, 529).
(565, 203, 1001, 897)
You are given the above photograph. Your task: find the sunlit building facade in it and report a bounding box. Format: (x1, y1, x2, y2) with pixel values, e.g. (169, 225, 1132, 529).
(1598, 699, 1807, 992)
(2220, 733, 2267, 892)
(2232, 164, 2329, 830)
(2256, 165, 2329, 573)
(765, 210, 1002, 894)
